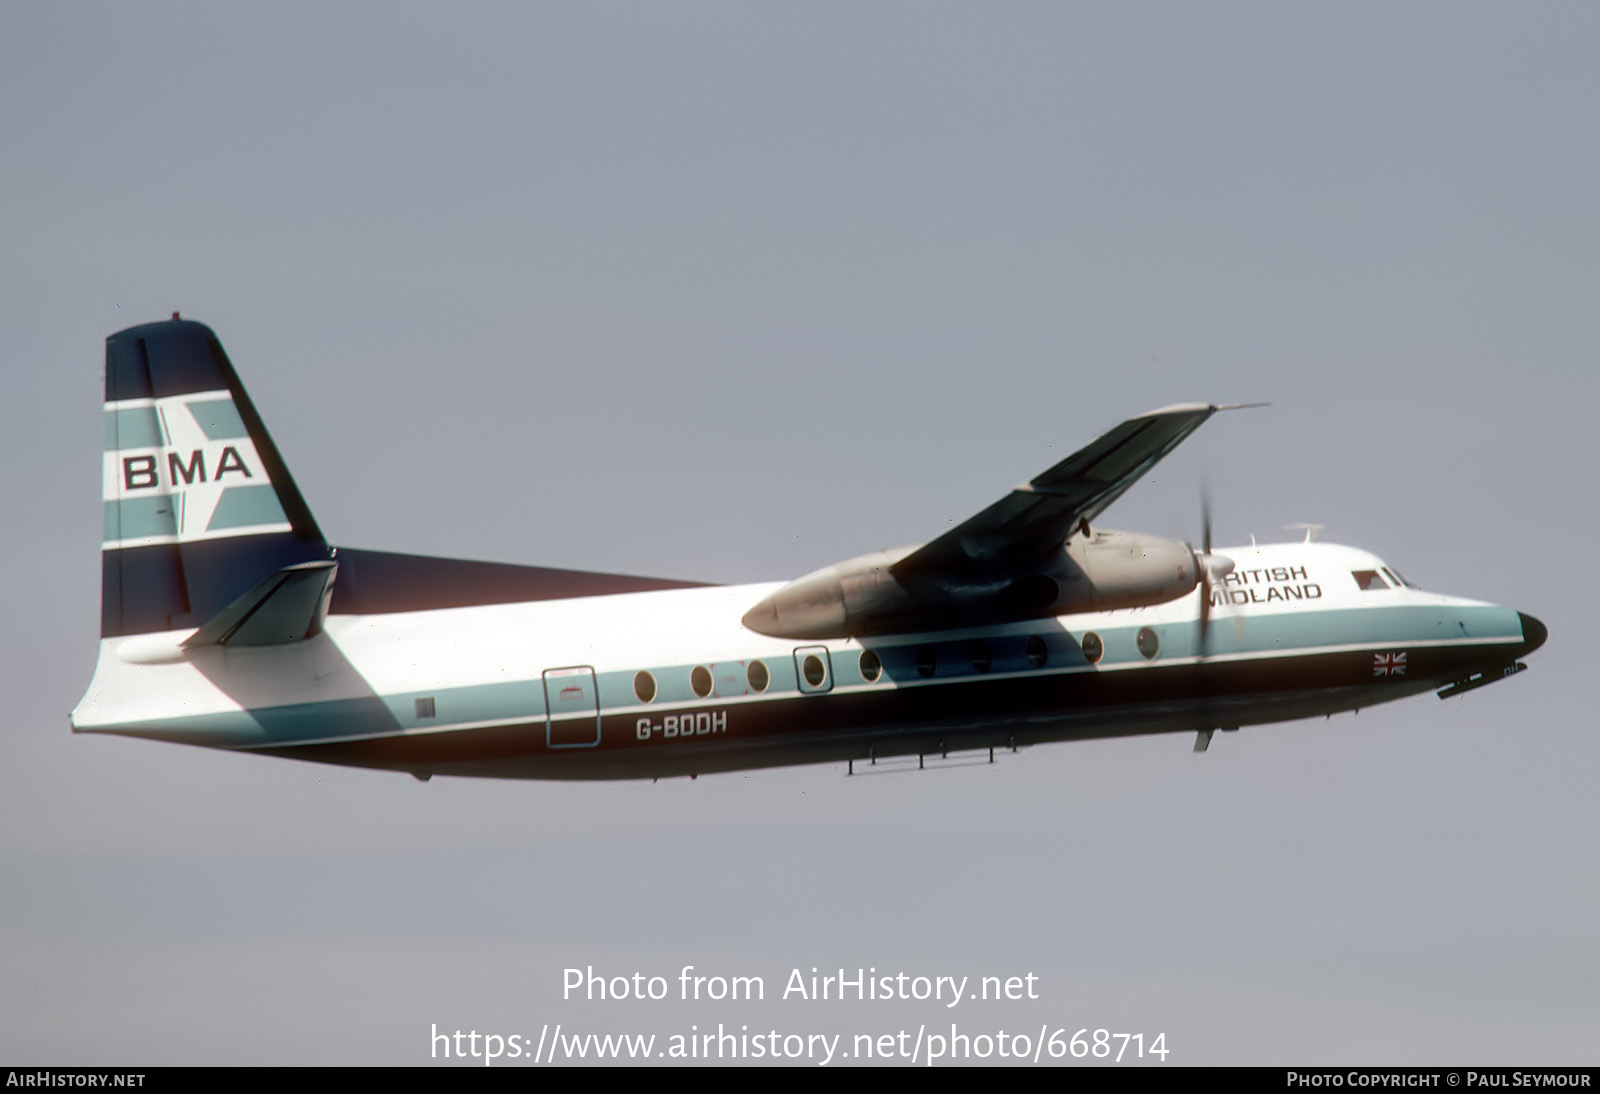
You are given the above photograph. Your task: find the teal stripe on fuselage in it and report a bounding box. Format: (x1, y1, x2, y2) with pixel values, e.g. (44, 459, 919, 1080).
(90, 600, 1523, 750)
(99, 684, 537, 748)
(1096, 603, 1521, 664)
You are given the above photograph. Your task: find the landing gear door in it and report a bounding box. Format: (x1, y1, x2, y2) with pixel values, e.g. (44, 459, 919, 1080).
(544, 666, 601, 748)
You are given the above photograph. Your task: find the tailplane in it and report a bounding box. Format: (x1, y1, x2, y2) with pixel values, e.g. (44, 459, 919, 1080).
(101, 317, 330, 637)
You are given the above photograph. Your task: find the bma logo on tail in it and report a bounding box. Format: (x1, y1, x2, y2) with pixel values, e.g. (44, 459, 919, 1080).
(122, 446, 252, 490)
(103, 390, 291, 550)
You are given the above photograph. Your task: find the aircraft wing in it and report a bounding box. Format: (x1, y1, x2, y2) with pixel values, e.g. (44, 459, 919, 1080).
(891, 403, 1222, 581)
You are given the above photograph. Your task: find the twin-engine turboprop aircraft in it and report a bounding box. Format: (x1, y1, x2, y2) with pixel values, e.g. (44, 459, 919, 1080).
(73, 318, 1546, 779)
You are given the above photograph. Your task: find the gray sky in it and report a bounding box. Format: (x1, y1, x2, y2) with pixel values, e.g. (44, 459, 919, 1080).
(2, 2, 1595, 1066)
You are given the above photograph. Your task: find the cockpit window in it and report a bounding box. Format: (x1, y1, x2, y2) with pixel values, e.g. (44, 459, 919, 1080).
(1384, 567, 1419, 589)
(1352, 569, 1391, 591)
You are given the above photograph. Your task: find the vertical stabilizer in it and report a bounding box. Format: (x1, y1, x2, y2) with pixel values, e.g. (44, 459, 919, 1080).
(101, 318, 329, 636)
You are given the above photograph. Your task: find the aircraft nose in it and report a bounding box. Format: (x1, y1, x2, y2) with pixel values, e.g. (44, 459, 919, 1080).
(1518, 612, 1548, 656)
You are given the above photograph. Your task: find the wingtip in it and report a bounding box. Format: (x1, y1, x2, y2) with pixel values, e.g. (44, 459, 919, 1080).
(1136, 402, 1215, 417)
(1131, 401, 1269, 418)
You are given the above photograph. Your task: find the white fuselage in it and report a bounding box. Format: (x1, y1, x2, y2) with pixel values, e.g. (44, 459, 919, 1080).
(71, 542, 1535, 780)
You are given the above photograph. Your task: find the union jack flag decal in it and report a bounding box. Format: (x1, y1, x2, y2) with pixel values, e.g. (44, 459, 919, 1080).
(1373, 651, 1407, 676)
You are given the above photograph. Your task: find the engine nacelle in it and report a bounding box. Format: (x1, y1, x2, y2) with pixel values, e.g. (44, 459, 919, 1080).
(741, 530, 1204, 639)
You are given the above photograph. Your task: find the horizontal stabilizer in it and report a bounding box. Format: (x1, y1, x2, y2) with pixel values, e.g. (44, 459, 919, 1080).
(182, 561, 337, 647)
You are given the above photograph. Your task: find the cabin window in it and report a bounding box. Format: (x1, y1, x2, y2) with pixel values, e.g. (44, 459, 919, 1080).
(915, 646, 937, 678)
(746, 660, 769, 692)
(858, 649, 882, 683)
(970, 640, 992, 673)
(1025, 635, 1049, 668)
(1080, 631, 1103, 664)
(801, 654, 827, 687)
(633, 671, 657, 703)
(690, 665, 713, 698)
(1136, 626, 1160, 659)
(1352, 569, 1391, 591)
(414, 697, 436, 718)
(793, 646, 833, 693)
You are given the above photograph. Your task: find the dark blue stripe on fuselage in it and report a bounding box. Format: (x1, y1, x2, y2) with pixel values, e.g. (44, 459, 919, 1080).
(105, 541, 715, 633)
(326, 547, 713, 615)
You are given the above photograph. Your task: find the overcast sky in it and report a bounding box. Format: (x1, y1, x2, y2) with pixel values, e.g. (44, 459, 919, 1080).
(2, 2, 1595, 1066)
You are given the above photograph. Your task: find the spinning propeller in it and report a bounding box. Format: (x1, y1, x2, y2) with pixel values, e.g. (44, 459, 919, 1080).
(1189, 487, 1234, 659)
(1190, 489, 1235, 754)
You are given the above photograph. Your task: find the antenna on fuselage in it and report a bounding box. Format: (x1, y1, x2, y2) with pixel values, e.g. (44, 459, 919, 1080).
(1284, 523, 1324, 543)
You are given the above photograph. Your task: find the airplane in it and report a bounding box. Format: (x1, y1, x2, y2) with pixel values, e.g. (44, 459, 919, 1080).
(72, 316, 1547, 780)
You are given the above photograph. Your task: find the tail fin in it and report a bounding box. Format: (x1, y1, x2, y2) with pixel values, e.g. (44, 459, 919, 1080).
(101, 317, 330, 637)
